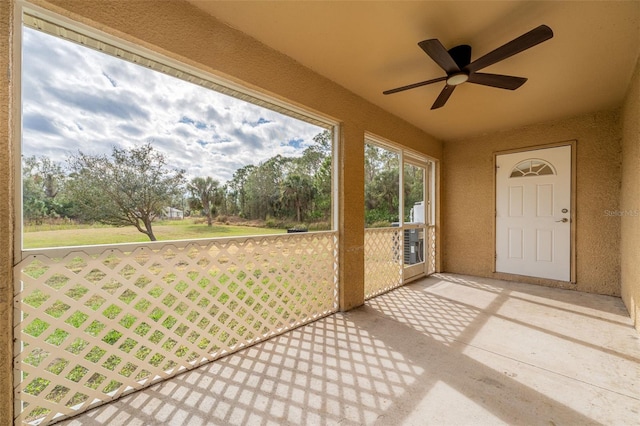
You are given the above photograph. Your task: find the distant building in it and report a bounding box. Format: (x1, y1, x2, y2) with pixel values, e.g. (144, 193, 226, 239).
(163, 207, 184, 219)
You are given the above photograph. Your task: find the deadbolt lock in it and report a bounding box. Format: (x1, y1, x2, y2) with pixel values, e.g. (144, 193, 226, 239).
(561, 208, 568, 213)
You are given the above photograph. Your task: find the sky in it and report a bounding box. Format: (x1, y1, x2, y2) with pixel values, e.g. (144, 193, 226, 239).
(21, 27, 326, 183)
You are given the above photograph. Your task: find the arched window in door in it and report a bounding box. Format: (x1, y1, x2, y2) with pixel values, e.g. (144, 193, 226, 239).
(509, 159, 556, 178)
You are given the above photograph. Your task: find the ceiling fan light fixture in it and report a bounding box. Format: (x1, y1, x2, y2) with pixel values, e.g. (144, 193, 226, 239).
(446, 72, 468, 86)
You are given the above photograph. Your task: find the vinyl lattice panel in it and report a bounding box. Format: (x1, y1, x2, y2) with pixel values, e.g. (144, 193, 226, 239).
(14, 232, 338, 425)
(364, 228, 402, 300)
(427, 226, 436, 275)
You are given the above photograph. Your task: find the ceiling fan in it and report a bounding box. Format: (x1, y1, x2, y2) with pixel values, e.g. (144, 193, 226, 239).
(383, 25, 554, 110)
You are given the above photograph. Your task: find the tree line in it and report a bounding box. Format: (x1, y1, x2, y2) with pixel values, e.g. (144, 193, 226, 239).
(23, 132, 423, 241)
(23, 130, 332, 241)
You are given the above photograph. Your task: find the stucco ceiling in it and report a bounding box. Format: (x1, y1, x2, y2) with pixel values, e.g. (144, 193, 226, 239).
(186, 1, 640, 141)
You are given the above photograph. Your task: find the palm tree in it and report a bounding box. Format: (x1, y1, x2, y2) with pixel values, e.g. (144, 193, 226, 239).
(281, 174, 315, 223)
(188, 176, 220, 226)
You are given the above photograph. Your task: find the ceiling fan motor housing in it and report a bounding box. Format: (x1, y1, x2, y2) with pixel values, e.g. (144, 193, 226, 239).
(448, 44, 472, 68)
(445, 45, 471, 85)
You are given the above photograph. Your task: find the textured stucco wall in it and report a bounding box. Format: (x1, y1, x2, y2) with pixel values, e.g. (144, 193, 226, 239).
(620, 56, 640, 331)
(0, 1, 14, 424)
(443, 110, 622, 296)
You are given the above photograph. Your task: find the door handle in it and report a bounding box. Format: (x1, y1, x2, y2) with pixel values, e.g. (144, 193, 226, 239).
(555, 218, 568, 223)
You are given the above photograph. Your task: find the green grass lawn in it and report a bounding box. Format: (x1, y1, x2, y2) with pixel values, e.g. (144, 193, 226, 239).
(23, 219, 285, 249)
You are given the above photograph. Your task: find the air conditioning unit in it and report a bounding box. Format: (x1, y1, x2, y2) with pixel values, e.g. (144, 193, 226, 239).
(410, 201, 425, 224)
(404, 228, 424, 265)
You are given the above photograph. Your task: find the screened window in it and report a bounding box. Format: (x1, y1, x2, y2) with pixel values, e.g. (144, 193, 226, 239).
(404, 163, 425, 224)
(21, 17, 335, 249)
(364, 143, 400, 227)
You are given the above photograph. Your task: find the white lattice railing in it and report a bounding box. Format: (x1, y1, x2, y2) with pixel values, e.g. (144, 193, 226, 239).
(14, 232, 338, 425)
(427, 225, 436, 275)
(364, 226, 437, 300)
(364, 228, 402, 300)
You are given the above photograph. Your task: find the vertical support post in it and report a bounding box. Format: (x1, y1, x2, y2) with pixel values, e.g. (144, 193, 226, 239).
(339, 123, 365, 311)
(0, 1, 16, 424)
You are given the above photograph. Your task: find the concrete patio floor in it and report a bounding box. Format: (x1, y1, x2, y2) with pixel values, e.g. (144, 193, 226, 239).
(59, 273, 640, 425)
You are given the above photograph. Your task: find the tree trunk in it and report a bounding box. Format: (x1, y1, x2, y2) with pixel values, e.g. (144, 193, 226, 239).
(143, 219, 156, 241)
(204, 201, 212, 227)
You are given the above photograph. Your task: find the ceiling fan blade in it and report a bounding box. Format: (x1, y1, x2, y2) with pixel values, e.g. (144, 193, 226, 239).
(465, 25, 553, 73)
(383, 76, 447, 95)
(467, 73, 528, 90)
(431, 85, 455, 110)
(418, 39, 461, 74)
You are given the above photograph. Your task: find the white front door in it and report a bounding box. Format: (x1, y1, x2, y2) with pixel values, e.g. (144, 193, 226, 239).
(496, 145, 571, 281)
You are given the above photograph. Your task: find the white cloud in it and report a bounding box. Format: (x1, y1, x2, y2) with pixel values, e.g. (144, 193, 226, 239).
(22, 27, 326, 183)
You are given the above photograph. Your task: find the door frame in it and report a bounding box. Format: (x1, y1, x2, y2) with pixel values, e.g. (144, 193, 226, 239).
(492, 140, 577, 283)
(363, 132, 439, 286)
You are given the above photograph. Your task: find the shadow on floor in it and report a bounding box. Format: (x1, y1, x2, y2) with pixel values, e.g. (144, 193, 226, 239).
(60, 274, 640, 425)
